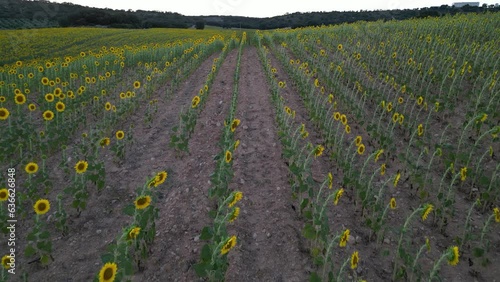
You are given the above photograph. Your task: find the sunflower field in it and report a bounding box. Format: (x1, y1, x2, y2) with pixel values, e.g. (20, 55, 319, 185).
(0, 12, 499, 282)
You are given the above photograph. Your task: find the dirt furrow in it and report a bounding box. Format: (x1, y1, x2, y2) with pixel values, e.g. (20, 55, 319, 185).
(137, 48, 239, 282)
(225, 46, 310, 282)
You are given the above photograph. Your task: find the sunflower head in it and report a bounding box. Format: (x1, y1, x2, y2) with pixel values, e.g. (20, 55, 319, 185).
(99, 262, 118, 282)
(134, 195, 151, 210)
(357, 144, 365, 155)
(220, 235, 237, 255)
(115, 130, 125, 140)
(152, 171, 167, 187)
(422, 203, 434, 221)
(0, 189, 9, 201)
(99, 137, 110, 147)
(351, 251, 359, 269)
(105, 102, 112, 111)
(334, 188, 344, 205)
(339, 229, 350, 247)
(25, 162, 39, 174)
(493, 207, 500, 223)
(1, 255, 11, 269)
(75, 160, 88, 174)
(0, 108, 10, 120)
(230, 119, 241, 132)
(460, 167, 467, 182)
(225, 150, 232, 163)
(228, 191, 243, 208)
(314, 145, 324, 158)
(43, 110, 54, 121)
(55, 101, 65, 112)
(28, 103, 36, 111)
(127, 227, 141, 240)
(229, 207, 240, 223)
(448, 246, 459, 266)
(191, 96, 201, 108)
(14, 93, 26, 105)
(390, 198, 397, 209)
(328, 173, 333, 189)
(34, 199, 50, 215)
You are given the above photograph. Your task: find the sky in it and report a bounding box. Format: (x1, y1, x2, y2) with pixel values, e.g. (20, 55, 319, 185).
(48, 0, 497, 18)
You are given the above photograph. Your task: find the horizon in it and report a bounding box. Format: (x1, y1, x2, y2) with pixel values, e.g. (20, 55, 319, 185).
(47, 0, 499, 18)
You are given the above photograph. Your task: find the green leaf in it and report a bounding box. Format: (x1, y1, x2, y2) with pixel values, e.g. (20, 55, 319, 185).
(473, 247, 484, 257)
(309, 272, 321, 282)
(302, 224, 317, 240)
(300, 198, 309, 212)
(194, 262, 209, 277)
(200, 244, 212, 262)
(123, 204, 135, 216)
(39, 231, 50, 239)
(25, 245, 36, 257)
(200, 227, 213, 240)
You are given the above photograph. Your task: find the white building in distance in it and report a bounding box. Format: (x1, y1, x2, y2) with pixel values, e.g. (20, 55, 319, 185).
(452, 2, 480, 7)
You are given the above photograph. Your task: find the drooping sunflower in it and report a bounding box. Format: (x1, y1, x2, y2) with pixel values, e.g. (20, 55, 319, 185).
(493, 207, 500, 223)
(33, 199, 50, 215)
(153, 171, 168, 187)
(191, 95, 201, 108)
(134, 195, 151, 210)
(375, 149, 384, 162)
(1, 255, 11, 269)
(334, 188, 344, 205)
(448, 246, 459, 266)
(220, 235, 237, 255)
(390, 198, 397, 209)
(74, 160, 88, 174)
(0, 108, 10, 120)
(339, 229, 350, 247)
(228, 191, 243, 208)
(230, 119, 241, 132)
(394, 172, 401, 187)
(127, 227, 141, 240)
(381, 163, 386, 176)
(0, 189, 9, 201)
(460, 167, 467, 182)
(99, 137, 110, 147)
(357, 144, 365, 155)
(328, 172, 333, 189)
(284, 106, 292, 115)
(25, 162, 38, 174)
(314, 145, 324, 157)
(422, 203, 434, 221)
(234, 140, 240, 150)
(229, 207, 240, 223)
(55, 101, 65, 112)
(417, 124, 424, 136)
(351, 251, 359, 269)
(115, 130, 125, 140)
(225, 150, 232, 163)
(98, 262, 117, 282)
(14, 93, 26, 105)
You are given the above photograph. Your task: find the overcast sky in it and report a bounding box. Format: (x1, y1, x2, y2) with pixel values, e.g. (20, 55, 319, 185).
(48, 1, 496, 17)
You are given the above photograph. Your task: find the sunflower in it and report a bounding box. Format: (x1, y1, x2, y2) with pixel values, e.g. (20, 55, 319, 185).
(386, 102, 393, 112)
(381, 163, 386, 176)
(398, 114, 404, 125)
(75, 160, 88, 174)
(422, 204, 433, 221)
(119, 92, 126, 99)
(0, 96, 5, 103)
(133, 81, 141, 89)
(493, 207, 500, 223)
(1, 255, 11, 269)
(25, 162, 38, 174)
(339, 229, 350, 247)
(284, 106, 292, 115)
(337, 44, 343, 51)
(345, 125, 351, 134)
(45, 93, 54, 102)
(55, 101, 65, 112)
(99, 137, 110, 147)
(0, 108, 10, 120)
(220, 235, 237, 255)
(41, 77, 49, 85)
(14, 93, 26, 105)
(375, 149, 383, 162)
(0, 189, 9, 201)
(448, 246, 459, 266)
(105, 102, 112, 111)
(28, 103, 36, 111)
(460, 167, 467, 181)
(127, 227, 141, 240)
(228, 191, 243, 208)
(191, 96, 200, 108)
(390, 198, 397, 209)
(234, 140, 240, 150)
(417, 124, 424, 136)
(34, 199, 50, 215)
(333, 112, 341, 120)
(392, 113, 399, 123)
(417, 96, 424, 106)
(328, 94, 334, 104)
(98, 262, 117, 282)
(115, 130, 125, 140)
(355, 136, 362, 146)
(334, 188, 344, 205)
(229, 207, 240, 223)
(328, 172, 333, 189)
(153, 171, 168, 187)
(351, 251, 359, 269)
(278, 81, 286, 88)
(225, 150, 232, 163)
(230, 119, 241, 132)
(357, 144, 365, 155)
(394, 172, 401, 187)
(134, 195, 151, 210)
(314, 145, 324, 157)
(340, 114, 347, 125)
(301, 131, 309, 139)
